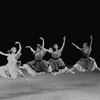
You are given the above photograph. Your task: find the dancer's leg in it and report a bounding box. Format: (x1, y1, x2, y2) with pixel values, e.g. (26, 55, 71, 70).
(21, 64, 37, 76)
(92, 61, 100, 71)
(48, 65, 57, 76)
(18, 69, 31, 82)
(89, 57, 100, 71)
(65, 67, 75, 74)
(67, 64, 86, 73)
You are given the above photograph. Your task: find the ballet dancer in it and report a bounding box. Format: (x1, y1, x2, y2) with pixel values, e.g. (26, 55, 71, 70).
(22, 37, 50, 76)
(0, 41, 30, 82)
(68, 35, 100, 72)
(46, 36, 75, 75)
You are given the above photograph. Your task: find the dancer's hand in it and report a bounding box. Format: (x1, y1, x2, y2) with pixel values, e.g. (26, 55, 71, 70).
(39, 37, 44, 40)
(90, 35, 93, 40)
(63, 36, 66, 40)
(15, 41, 20, 44)
(26, 46, 31, 48)
(49, 48, 52, 52)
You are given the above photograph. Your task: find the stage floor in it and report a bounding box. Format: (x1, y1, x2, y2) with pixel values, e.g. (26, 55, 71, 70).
(0, 69, 100, 100)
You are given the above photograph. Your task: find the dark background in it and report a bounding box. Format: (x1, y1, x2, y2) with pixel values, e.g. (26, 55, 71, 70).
(0, 5, 99, 67)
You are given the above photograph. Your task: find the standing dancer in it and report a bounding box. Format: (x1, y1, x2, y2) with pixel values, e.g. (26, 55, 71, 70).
(23, 37, 50, 76)
(47, 36, 75, 75)
(68, 35, 100, 72)
(0, 42, 30, 82)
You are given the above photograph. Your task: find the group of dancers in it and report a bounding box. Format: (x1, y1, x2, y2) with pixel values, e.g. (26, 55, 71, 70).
(0, 35, 99, 82)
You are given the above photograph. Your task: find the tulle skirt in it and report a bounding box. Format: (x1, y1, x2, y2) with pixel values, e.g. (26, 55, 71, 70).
(6, 61, 24, 79)
(27, 60, 49, 73)
(49, 58, 65, 72)
(74, 57, 95, 71)
(0, 66, 9, 78)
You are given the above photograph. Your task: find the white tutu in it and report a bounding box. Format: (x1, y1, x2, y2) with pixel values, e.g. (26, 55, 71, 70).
(73, 64, 87, 72)
(6, 61, 25, 79)
(72, 56, 100, 72)
(89, 57, 100, 71)
(0, 66, 10, 78)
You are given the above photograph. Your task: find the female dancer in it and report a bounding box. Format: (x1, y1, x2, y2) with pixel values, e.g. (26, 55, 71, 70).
(68, 35, 100, 72)
(22, 37, 50, 76)
(0, 41, 30, 82)
(47, 36, 75, 75)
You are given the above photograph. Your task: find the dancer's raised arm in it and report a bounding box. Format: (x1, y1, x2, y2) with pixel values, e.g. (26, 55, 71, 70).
(15, 41, 22, 54)
(45, 47, 53, 53)
(89, 35, 93, 49)
(38, 43, 52, 53)
(72, 43, 82, 50)
(39, 37, 52, 53)
(59, 36, 66, 52)
(26, 46, 36, 54)
(40, 37, 44, 49)
(0, 51, 9, 56)
(39, 37, 45, 54)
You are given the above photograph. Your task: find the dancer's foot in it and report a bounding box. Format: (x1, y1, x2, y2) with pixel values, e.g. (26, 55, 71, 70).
(66, 68, 75, 74)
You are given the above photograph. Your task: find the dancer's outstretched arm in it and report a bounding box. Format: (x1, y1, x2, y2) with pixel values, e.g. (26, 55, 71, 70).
(26, 46, 36, 54)
(0, 51, 9, 56)
(89, 35, 93, 48)
(39, 37, 53, 53)
(15, 41, 22, 54)
(72, 43, 82, 51)
(59, 36, 66, 52)
(88, 35, 93, 54)
(37, 43, 50, 52)
(44, 47, 53, 53)
(39, 37, 45, 54)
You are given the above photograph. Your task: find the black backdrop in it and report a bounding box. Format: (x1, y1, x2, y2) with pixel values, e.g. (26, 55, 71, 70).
(0, 8, 99, 67)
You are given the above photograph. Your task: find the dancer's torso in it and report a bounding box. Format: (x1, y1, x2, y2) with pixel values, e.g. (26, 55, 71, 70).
(52, 50, 61, 59)
(7, 54, 16, 62)
(7, 54, 18, 68)
(82, 47, 91, 58)
(35, 50, 46, 60)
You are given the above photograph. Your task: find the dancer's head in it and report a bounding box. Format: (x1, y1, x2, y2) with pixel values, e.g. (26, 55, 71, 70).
(53, 44, 58, 50)
(83, 42, 88, 48)
(11, 47, 17, 53)
(37, 44, 42, 51)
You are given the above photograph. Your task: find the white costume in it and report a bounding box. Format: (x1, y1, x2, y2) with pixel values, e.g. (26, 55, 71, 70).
(0, 65, 10, 78)
(5, 54, 23, 79)
(72, 63, 87, 72)
(89, 57, 100, 71)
